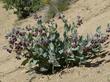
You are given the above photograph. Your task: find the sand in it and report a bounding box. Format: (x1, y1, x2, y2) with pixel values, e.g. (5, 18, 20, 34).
(0, 0, 110, 82)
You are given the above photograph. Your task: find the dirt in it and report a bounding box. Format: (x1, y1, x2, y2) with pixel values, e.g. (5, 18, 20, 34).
(1, 0, 110, 82)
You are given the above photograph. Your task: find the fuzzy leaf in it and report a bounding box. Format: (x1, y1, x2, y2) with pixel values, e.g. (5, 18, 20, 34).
(43, 52, 48, 58)
(31, 60, 38, 65)
(96, 26, 101, 33)
(40, 67, 48, 72)
(92, 48, 100, 53)
(59, 49, 63, 54)
(49, 43, 54, 51)
(71, 46, 80, 51)
(53, 61, 61, 67)
(21, 59, 29, 65)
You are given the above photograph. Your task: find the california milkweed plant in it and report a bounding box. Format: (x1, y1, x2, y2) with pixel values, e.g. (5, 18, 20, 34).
(5, 14, 110, 74)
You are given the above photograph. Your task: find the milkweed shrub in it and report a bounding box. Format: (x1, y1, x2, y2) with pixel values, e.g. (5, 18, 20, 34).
(5, 14, 110, 74)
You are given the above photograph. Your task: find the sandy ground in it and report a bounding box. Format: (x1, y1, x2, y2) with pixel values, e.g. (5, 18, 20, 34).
(1, 0, 110, 82)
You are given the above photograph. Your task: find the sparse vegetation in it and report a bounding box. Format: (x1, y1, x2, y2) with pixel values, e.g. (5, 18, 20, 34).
(46, 0, 70, 20)
(2, 0, 45, 19)
(5, 14, 110, 74)
(2, 0, 72, 19)
(56, 0, 70, 12)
